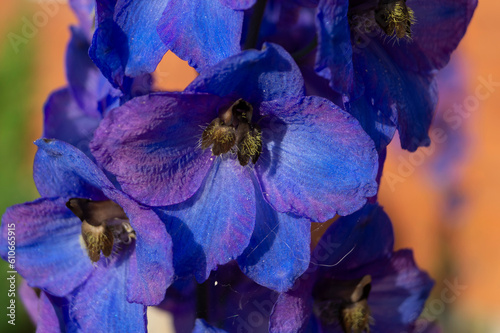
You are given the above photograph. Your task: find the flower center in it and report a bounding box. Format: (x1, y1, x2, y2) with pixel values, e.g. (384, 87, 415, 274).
(66, 198, 136, 263)
(201, 99, 262, 166)
(349, 0, 415, 40)
(314, 275, 373, 333)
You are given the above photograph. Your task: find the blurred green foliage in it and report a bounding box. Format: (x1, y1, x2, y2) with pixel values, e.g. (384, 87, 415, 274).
(0, 16, 39, 333)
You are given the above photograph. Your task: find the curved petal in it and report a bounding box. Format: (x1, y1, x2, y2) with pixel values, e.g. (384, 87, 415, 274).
(368, 250, 434, 332)
(238, 177, 310, 292)
(156, 159, 255, 283)
(0, 197, 93, 296)
(89, 0, 169, 87)
(90, 93, 221, 206)
(66, 26, 103, 118)
(33, 139, 112, 200)
(69, 0, 95, 39)
(313, 203, 394, 273)
(186, 43, 305, 105)
(70, 256, 147, 332)
(158, 0, 242, 70)
(352, 41, 438, 152)
(124, 203, 173, 305)
(385, 0, 477, 73)
(256, 96, 378, 221)
(42, 88, 101, 160)
(269, 274, 316, 333)
(315, 0, 360, 97)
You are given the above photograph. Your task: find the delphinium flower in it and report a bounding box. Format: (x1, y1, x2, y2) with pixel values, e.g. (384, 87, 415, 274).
(0, 139, 173, 331)
(269, 203, 434, 333)
(90, 42, 379, 292)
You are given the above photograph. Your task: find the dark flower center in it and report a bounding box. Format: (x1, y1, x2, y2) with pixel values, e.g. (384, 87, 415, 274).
(314, 275, 373, 333)
(349, 0, 415, 40)
(201, 99, 262, 166)
(66, 198, 136, 263)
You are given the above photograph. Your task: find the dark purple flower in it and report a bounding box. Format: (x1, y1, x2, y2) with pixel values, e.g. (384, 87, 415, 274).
(0, 139, 173, 331)
(270, 204, 434, 333)
(90, 43, 379, 291)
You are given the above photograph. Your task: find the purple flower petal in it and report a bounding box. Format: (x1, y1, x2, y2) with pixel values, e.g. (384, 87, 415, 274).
(69, 0, 95, 39)
(238, 180, 310, 292)
(156, 159, 255, 282)
(42, 88, 101, 160)
(221, 0, 256, 10)
(0, 197, 93, 296)
(256, 96, 378, 221)
(158, 0, 242, 70)
(90, 93, 222, 206)
(186, 43, 305, 105)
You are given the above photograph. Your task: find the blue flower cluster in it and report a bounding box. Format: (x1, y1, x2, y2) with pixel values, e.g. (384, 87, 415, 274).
(1, 0, 476, 332)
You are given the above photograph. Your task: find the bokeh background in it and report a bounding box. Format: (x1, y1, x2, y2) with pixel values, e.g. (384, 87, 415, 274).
(0, 1, 499, 332)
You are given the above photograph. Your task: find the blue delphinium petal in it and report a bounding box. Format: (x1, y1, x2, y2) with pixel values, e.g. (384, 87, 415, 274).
(158, 0, 242, 71)
(186, 43, 305, 104)
(0, 197, 93, 296)
(315, 203, 394, 272)
(156, 159, 255, 283)
(66, 26, 104, 117)
(256, 96, 378, 220)
(351, 40, 439, 151)
(238, 177, 310, 292)
(90, 93, 221, 207)
(90, 0, 169, 88)
(19, 283, 64, 333)
(193, 319, 228, 333)
(71, 251, 147, 333)
(69, 0, 95, 39)
(315, 0, 359, 97)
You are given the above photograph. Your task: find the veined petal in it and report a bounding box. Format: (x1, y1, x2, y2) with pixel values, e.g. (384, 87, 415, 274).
(256, 96, 378, 221)
(90, 93, 221, 206)
(156, 159, 255, 283)
(186, 43, 305, 105)
(158, 0, 242, 70)
(238, 177, 310, 292)
(71, 256, 147, 332)
(0, 197, 93, 296)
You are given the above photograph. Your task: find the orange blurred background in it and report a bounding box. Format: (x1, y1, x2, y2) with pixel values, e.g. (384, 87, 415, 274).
(0, 1, 499, 332)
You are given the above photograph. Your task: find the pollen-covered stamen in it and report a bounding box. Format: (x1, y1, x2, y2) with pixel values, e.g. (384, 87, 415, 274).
(201, 98, 262, 166)
(375, 0, 415, 39)
(66, 198, 136, 263)
(313, 275, 373, 333)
